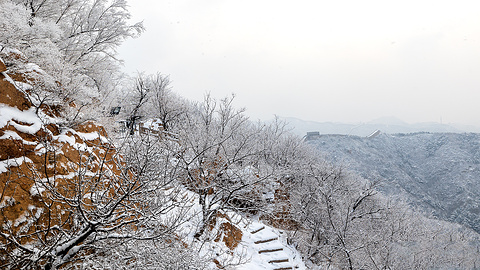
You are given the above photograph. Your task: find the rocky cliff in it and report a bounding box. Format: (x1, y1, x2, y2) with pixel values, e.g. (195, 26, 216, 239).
(0, 55, 123, 267)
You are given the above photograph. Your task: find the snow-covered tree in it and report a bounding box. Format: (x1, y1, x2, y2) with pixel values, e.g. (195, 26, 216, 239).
(0, 125, 193, 269)
(1, 0, 143, 124)
(171, 94, 269, 239)
(287, 150, 480, 269)
(12, 0, 144, 65)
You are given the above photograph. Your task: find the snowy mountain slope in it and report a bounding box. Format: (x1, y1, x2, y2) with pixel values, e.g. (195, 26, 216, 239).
(309, 132, 480, 234)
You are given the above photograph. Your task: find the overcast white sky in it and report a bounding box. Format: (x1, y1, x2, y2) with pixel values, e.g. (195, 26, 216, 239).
(118, 0, 480, 126)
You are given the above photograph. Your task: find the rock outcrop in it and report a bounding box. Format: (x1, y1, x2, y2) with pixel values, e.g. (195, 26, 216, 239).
(0, 55, 122, 267)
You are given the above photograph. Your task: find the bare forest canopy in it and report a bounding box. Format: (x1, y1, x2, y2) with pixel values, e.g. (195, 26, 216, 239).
(309, 132, 480, 234)
(0, 1, 479, 269)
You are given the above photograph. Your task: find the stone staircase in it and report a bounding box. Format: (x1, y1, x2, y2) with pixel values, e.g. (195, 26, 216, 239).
(220, 212, 305, 270)
(246, 224, 302, 270)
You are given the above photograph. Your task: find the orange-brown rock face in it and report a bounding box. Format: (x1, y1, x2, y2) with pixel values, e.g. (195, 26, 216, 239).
(210, 212, 243, 250)
(0, 59, 6, 73)
(215, 222, 243, 250)
(0, 59, 124, 267)
(0, 72, 31, 110)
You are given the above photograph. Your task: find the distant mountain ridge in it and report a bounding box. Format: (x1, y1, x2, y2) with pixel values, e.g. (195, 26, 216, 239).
(308, 132, 480, 234)
(280, 116, 480, 137)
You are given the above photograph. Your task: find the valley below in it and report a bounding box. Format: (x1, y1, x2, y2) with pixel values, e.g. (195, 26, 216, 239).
(309, 132, 480, 234)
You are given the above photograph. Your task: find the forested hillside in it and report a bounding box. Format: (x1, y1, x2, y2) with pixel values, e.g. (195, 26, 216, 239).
(309, 132, 480, 234)
(1, 1, 479, 269)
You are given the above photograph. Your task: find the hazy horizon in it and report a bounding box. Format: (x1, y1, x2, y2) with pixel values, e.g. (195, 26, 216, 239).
(280, 114, 480, 126)
(118, 0, 480, 127)
(278, 115, 480, 136)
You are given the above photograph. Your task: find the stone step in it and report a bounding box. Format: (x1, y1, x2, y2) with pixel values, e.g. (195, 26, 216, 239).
(269, 258, 289, 264)
(254, 237, 278, 244)
(254, 241, 284, 250)
(250, 226, 265, 234)
(258, 248, 283, 254)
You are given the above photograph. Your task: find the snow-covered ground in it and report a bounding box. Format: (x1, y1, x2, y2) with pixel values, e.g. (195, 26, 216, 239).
(237, 220, 305, 270)
(173, 189, 307, 270)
